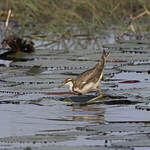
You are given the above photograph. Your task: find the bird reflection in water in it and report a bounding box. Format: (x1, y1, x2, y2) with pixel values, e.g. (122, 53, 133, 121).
(65, 105, 105, 122)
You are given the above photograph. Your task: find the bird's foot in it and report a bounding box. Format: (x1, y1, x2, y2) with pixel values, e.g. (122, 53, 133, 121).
(87, 91, 103, 103)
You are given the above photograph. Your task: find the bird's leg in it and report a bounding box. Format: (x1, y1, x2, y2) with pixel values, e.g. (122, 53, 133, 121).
(88, 88, 103, 103)
(96, 88, 103, 97)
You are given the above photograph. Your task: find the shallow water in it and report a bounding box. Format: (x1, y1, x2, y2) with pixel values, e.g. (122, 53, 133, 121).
(0, 30, 150, 149)
(105, 104, 150, 122)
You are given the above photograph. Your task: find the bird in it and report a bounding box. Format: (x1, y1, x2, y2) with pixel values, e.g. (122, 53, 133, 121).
(59, 50, 110, 95)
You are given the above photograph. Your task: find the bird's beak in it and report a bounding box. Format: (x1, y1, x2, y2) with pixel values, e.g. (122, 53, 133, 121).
(58, 81, 65, 88)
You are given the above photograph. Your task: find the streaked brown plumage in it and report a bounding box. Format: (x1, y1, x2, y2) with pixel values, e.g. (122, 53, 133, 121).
(59, 50, 110, 95)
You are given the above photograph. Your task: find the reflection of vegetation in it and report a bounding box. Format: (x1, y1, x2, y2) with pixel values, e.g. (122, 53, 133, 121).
(0, 0, 150, 34)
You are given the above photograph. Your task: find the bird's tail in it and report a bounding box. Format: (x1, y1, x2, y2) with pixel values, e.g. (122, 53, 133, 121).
(101, 50, 110, 61)
(97, 50, 110, 68)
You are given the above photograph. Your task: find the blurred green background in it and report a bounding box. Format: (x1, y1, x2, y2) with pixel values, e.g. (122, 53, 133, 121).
(0, 0, 150, 34)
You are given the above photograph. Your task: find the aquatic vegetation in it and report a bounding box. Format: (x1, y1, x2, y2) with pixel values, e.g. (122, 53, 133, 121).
(0, 0, 150, 34)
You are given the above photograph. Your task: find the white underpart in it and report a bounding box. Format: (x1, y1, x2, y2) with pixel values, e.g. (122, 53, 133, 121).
(65, 81, 74, 92)
(75, 82, 95, 94)
(95, 72, 103, 88)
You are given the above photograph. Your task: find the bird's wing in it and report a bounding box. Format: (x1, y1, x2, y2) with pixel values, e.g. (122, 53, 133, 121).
(74, 57, 105, 89)
(74, 66, 99, 88)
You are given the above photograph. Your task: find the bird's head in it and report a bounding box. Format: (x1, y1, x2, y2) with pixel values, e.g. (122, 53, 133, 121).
(59, 78, 74, 88)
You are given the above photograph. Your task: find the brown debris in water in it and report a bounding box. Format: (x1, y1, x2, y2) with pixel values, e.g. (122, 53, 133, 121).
(1, 35, 35, 53)
(0, 9, 35, 59)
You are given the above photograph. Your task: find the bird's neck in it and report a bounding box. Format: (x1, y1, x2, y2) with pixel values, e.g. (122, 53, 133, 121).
(66, 81, 74, 92)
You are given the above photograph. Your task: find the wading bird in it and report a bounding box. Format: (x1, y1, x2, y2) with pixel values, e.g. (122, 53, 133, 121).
(59, 50, 110, 99)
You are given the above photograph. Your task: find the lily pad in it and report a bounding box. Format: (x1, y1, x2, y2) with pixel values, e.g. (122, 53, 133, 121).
(113, 139, 150, 147)
(77, 123, 150, 132)
(0, 145, 132, 150)
(87, 133, 148, 141)
(60, 95, 97, 104)
(118, 64, 150, 72)
(135, 103, 150, 111)
(11, 59, 95, 69)
(0, 133, 75, 144)
(103, 43, 150, 50)
(1, 75, 56, 84)
(117, 39, 150, 45)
